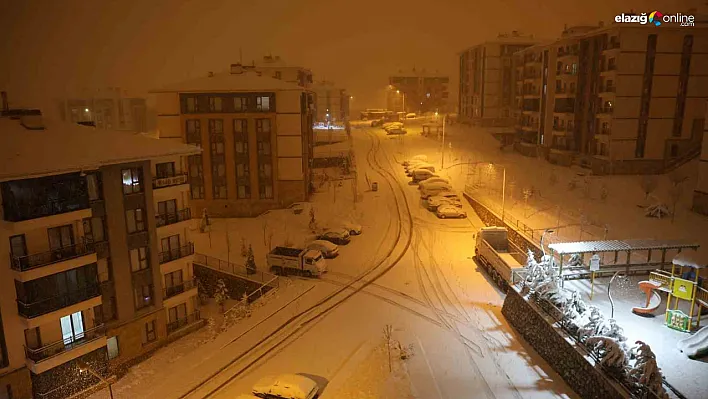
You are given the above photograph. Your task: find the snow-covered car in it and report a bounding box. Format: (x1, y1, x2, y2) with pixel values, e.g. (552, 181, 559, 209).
(306, 239, 339, 258)
(370, 119, 384, 127)
(341, 222, 362, 235)
(383, 122, 403, 130)
(427, 193, 462, 210)
(406, 113, 417, 119)
(252, 374, 319, 399)
(403, 154, 427, 166)
(386, 127, 407, 135)
(436, 204, 467, 219)
(411, 169, 437, 182)
(420, 183, 453, 199)
(236, 395, 261, 399)
(317, 228, 351, 245)
(418, 176, 450, 189)
(406, 164, 435, 176)
(404, 160, 428, 172)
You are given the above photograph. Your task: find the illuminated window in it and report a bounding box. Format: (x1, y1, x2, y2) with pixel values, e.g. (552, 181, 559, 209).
(256, 96, 270, 111)
(126, 208, 145, 234)
(122, 167, 142, 194)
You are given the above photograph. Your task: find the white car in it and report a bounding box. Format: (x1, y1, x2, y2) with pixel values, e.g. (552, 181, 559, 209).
(253, 374, 319, 399)
(427, 193, 462, 210)
(419, 176, 450, 189)
(420, 184, 453, 199)
(341, 222, 362, 235)
(406, 113, 417, 119)
(436, 204, 467, 219)
(406, 164, 435, 176)
(411, 169, 437, 182)
(387, 127, 407, 135)
(383, 122, 403, 130)
(404, 159, 429, 171)
(403, 155, 427, 166)
(306, 240, 339, 258)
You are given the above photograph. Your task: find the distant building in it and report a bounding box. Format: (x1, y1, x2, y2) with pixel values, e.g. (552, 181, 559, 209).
(150, 64, 316, 217)
(388, 69, 450, 114)
(253, 55, 313, 88)
(458, 31, 538, 126)
(693, 100, 708, 215)
(511, 20, 708, 175)
(58, 88, 148, 132)
(0, 92, 201, 399)
(311, 80, 350, 123)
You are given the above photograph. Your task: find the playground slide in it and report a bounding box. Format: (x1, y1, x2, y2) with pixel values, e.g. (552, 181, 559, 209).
(677, 326, 708, 359)
(632, 280, 662, 315)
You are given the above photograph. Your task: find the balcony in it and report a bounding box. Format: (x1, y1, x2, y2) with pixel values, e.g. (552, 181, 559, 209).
(156, 208, 192, 228)
(600, 86, 616, 94)
(17, 284, 101, 319)
(164, 278, 197, 299)
(167, 310, 201, 334)
(597, 107, 614, 115)
(25, 324, 106, 363)
(10, 240, 96, 272)
(159, 242, 195, 265)
(152, 173, 188, 190)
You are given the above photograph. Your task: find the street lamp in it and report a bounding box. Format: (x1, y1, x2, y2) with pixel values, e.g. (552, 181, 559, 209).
(78, 361, 114, 399)
(395, 90, 406, 113)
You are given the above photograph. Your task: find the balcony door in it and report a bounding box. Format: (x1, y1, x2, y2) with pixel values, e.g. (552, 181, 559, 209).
(157, 199, 177, 224)
(161, 235, 181, 260)
(165, 269, 183, 297)
(48, 225, 74, 260)
(156, 162, 176, 179)
(168, 303, 187, 324)
(60, 311, 85, 345)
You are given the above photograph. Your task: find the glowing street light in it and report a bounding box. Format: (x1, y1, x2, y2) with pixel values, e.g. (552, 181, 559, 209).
(78, 361, 114, 399)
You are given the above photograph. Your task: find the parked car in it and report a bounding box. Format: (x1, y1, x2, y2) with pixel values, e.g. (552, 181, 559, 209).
(403, 154, 427, 166)
(306, 239, 339, 258)
(420, 183, 453, 199)
(386, 127, 407, 135)
(341, 222, 362, 235)
(411, 169, 437, 182)
(406, 113, 417, 119)
(383, 122, 403, 130)
(418, 176, 450, 189)
(404, 160, 428, 172)
(427, 193, 462, 210)
(252, 374, 319, 399)
(371, 119, 384, 127)
(318, 228, 351, 245)
(406, 163, 435, 176)
(436, 204, 467, 219)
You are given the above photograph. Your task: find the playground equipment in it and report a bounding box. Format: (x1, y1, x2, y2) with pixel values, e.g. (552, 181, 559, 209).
(677, 326, 708, 359)
(649, 251, 708, 332)
(632, 280, 662, 315)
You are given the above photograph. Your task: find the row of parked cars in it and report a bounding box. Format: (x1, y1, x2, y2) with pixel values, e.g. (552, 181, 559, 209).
(402, 155, 467, 219)
(306, 222, 362, 258)
(375, 121, 407, 135)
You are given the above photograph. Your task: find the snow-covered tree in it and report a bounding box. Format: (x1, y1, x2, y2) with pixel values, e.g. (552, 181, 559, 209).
(627, 341, 669, 399)
(577, 306, 604, 342)
(639, 175, 658, 201)
(586, 336, 629, 370)
(214, 279, 229, 313)
(246, 245, 256, 275)
(199, 208, 210, 233)
(645, 202, 670, 219)
(309, 207, 317, 232)
(196, 277, 210, 305)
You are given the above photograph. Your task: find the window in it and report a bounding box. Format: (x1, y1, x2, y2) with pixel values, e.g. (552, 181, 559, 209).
(274, 71, 282, 80)
(234, 97, 247, 112)
(135, 284, 153, 310)
(9, 235, 27, 258)
(107, 336, 119, 360)
(257, 139, 271, 156)
(191, 184, 204, 200)
(130, 247, 149, 272)
(122, 167, 143, 194)
(234, 120, 248, 155)
(86, 173, 102, 201)
(186, 97, 197, 113)
(209, 96, 222, 112)
(556, 61, 562, 74)
(165, 270, 184, 297)
(259, 182, 273, 199)
(83, 217, 106, 242)
(143, 320, 156, 343)
(186, 120, 201, 145)
(155, 162, 175, 179)
(126, 208, 145, 233)
(259, 163, 272, 179)
(607, 58, 616, 70)
(157, 199, 177, 218)
(255, 118, 271, 133)
(188, 155, 203, 179)
(208, 119, 223, 135)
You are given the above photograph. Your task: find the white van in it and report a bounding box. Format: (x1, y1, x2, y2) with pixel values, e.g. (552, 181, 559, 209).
(420, 183, 453, 199)
(253, 374, 319, 399)
(406, 164, 435, 176)
(411, 169, 437, 182)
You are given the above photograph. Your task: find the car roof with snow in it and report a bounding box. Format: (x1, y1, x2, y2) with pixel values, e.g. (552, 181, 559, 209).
(252, 374, 318, 398)
(309, 239, 337, 249)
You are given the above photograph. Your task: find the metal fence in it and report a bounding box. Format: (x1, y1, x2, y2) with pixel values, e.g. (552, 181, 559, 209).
(193, 252, 279, 287)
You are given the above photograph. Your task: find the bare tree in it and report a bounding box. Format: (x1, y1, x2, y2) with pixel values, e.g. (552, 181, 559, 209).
(523, 188, 533, 217)
(668, 171, 688, 223)
(639, 175, 658, 201)
(600, 183, 609, 202)
(383, 324, 393, 372)
(262, 220, 269, 247)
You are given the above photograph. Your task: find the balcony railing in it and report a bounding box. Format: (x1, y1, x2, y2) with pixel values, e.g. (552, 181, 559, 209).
(153, 173, 188, 190)
(158, 242, 195, 264)
(155, 208, 192, 228)
(3, 196, 90, 223)
(164, 278, 196, 299)
(17, 284, 101, 319)
(10, 240, 96, 272)
(167, 310, 201, 334)
(597, 107, 614, 114)
(25, 324, 106, 362)
(600, 86, 616, 93)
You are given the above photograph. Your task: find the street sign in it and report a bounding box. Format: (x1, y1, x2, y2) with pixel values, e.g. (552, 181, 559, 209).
(590, 254, 600, 271)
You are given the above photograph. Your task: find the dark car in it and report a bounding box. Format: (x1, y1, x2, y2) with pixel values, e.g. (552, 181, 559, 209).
(370, 119, 384, 127)
(317, 229, 351, 245)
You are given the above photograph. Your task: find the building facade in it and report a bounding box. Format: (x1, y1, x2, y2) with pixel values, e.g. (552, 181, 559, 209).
(151, 66, 315, 218)
(458, 32, 538, 126)
(693, 100, 708, 215)
(58, 88, 148, 133)
(0, 99, 200, 399)
(388, 69, 450, 114)
(311, 81, 349, 124)
(511, 23, 708, 175)
(253, 55, 313, 88)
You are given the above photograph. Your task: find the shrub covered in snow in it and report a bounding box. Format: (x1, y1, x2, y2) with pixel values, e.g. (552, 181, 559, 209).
(246, 245, 257, 274)
(214, 279, 229, 312)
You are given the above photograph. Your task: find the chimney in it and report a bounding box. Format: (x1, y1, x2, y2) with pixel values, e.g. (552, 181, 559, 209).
(1, 91, 8, 112)
(208, 71, 214, 77)
(230, 64, 245, 74)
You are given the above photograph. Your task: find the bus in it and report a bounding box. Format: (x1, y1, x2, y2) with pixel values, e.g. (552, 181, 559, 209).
(359, 109, 388, 121)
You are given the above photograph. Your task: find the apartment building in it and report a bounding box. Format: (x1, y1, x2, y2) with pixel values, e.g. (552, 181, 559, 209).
(514, 21, 708, 174)
(458, 32, 538, 126)
(311, 80, 350, 123)
(0, 98, 200, 399)
(388, 69, 450, 114)
(150, 64, 316, 218)
(693, 100, 708, 215)
(58, 88, 148, 133)
(253, 55, 313, 88)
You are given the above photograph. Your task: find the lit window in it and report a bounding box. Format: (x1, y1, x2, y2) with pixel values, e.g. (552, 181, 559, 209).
(122, 168, 142, 194)
(256, 96, 270, 111)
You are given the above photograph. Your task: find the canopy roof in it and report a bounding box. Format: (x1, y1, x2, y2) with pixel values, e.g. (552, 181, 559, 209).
(548, 239, 699, 255)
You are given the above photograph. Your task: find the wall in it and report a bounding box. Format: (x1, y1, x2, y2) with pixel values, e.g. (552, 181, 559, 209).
(0, 367, 32, 399)
(192, 264, 274, 303)
(105, 309, 166, 372)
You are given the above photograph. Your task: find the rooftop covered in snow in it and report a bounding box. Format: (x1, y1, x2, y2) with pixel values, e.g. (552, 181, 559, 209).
(0, 116, 201, 182)
(150, 70, 304, 93)
(548, 239, 700, 255)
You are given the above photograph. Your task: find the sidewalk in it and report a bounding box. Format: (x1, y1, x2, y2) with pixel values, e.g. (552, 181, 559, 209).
(87, 279, 316, 399)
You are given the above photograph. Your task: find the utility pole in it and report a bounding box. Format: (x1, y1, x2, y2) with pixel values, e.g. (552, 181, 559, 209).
(441, 115, 446, 170)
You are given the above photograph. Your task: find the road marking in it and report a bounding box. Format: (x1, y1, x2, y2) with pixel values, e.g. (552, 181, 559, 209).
(415, 335, 445, 399)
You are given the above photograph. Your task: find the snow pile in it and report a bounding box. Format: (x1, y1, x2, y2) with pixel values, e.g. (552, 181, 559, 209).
(523, 251, 670, 399)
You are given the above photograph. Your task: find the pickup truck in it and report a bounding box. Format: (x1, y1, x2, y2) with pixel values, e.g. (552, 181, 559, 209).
(474, 227, 523, 290)
(267, 247, 327, 277)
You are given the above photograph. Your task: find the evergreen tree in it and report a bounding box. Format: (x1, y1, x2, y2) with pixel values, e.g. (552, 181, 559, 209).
(214, 279, 229, 313)
(246, 245, 257, 274)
